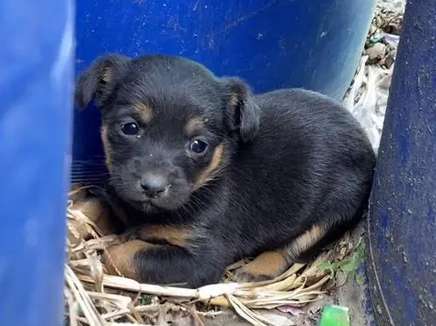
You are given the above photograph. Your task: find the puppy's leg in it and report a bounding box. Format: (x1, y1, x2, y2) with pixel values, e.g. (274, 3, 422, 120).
(104, 239, 158, 279)
(285, 224, 327, 261)
(104, 225, 225, 287)
(235, 225, 327, 282)
(131, 224, 194, 247)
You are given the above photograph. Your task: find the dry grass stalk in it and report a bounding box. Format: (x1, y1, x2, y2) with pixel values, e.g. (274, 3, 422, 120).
(65, 265, 106, 326)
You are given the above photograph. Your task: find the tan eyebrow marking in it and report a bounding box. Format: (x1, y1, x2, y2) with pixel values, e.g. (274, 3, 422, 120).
(184, 117, 206, 136)
(132, 102, 153, 123)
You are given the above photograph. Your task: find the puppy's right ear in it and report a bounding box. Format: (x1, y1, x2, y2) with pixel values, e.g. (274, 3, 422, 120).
(75, 54, 130, 108)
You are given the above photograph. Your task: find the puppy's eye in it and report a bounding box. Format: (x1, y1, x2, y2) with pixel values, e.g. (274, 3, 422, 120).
(121, 122, 139, 136)
(189, 139, 208, 154)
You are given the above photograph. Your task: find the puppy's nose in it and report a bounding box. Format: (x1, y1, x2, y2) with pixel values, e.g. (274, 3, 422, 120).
(140, 174, 169, 198)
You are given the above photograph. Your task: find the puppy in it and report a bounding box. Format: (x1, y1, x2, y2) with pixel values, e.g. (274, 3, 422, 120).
(75, 54, 375, 287)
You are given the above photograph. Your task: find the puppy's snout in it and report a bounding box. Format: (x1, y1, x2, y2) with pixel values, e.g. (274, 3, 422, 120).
(140, 173, 170, 199)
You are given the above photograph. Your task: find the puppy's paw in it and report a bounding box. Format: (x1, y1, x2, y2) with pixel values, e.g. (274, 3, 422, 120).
(102, 240, 151, 279)
(232, 250, 290, 283)
(233, 268, 272, 283)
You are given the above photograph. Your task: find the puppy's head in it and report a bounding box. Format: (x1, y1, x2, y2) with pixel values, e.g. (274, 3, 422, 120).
(75, 54, 260, 213)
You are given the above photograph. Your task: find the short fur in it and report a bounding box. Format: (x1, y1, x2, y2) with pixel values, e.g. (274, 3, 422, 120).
(75, 54, 375, 287)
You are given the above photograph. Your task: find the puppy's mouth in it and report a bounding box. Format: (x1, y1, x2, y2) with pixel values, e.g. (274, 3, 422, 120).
(128, 192, 189, 212)
(111, 177, 193, 213)
(139, 199, 159, 212)
(125, 197, 160, 213)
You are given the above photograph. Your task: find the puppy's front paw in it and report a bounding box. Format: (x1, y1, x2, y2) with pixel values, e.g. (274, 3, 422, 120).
(102, 240, 152, 279)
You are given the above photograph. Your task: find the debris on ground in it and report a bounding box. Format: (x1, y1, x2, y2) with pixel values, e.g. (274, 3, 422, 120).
(343, 0, 405, 152)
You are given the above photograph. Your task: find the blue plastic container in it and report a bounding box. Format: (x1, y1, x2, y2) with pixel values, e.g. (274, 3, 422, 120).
(0, 1, 74, 325)
(367, 0, 436, 324)
(73, 0, 375, 181)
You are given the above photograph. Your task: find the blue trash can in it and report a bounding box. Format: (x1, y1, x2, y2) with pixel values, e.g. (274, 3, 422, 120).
(73, 0, 375, 182)
(0, 1, 74, 325)
(367, 0, 436, 324)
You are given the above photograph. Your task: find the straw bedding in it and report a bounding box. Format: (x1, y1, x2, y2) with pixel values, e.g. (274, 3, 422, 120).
(65, 185, 362, 326)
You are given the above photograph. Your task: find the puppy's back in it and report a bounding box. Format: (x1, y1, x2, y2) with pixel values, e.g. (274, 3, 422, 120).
(253, 88, 375, 175)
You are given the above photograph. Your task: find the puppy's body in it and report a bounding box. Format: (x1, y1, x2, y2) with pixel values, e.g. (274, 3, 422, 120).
(222, 89, 374, 253)
(76, 55, 375, 287)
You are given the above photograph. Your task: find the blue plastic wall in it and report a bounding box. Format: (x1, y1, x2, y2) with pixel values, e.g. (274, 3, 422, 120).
(73, 0, 375, 181)
(367, 0, 436, 324)
(0, 1, 74, 325)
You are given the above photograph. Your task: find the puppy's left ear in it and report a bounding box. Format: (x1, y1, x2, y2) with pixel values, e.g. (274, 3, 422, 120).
(75, 54, 131, 109)
(222, 78, 260, 143)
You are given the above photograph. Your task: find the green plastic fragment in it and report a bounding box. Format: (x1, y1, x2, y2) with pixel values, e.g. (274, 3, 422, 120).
(319, 305, 350, 326)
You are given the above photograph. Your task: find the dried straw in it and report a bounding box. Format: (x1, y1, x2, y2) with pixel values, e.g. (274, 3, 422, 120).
(64, 189, 347, 326)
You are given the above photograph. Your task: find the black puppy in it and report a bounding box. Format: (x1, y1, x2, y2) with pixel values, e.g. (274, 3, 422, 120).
(75, 54, 375, 287)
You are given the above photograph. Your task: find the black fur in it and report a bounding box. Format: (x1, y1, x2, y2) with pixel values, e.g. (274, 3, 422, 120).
(76, 54, 375, 287)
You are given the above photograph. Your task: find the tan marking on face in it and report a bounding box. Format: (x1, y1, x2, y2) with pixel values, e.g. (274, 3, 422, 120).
(134, 225, 193, 248)
(133, 102, 153, 123)
(104, 240, 158, 279)
(194, 144, 225, 189)
(287, 225, 326, 258)
(184, 117, 205, 136)
(236, 250, 289, 281)
(101, 125, 112, 171)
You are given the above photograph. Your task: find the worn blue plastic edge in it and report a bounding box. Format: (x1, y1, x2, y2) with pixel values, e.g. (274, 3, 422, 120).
(0, 1, 74, 325)
(367, 0, 436, 324)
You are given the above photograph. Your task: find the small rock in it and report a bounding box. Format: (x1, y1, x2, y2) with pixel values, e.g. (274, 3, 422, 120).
(366, 43, 387, 61)
(383, 54, 395, 68)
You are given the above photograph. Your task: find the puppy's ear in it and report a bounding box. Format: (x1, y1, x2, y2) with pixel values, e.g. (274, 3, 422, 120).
(222, 78, 260, 142)
(75, 54, 130, 108)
